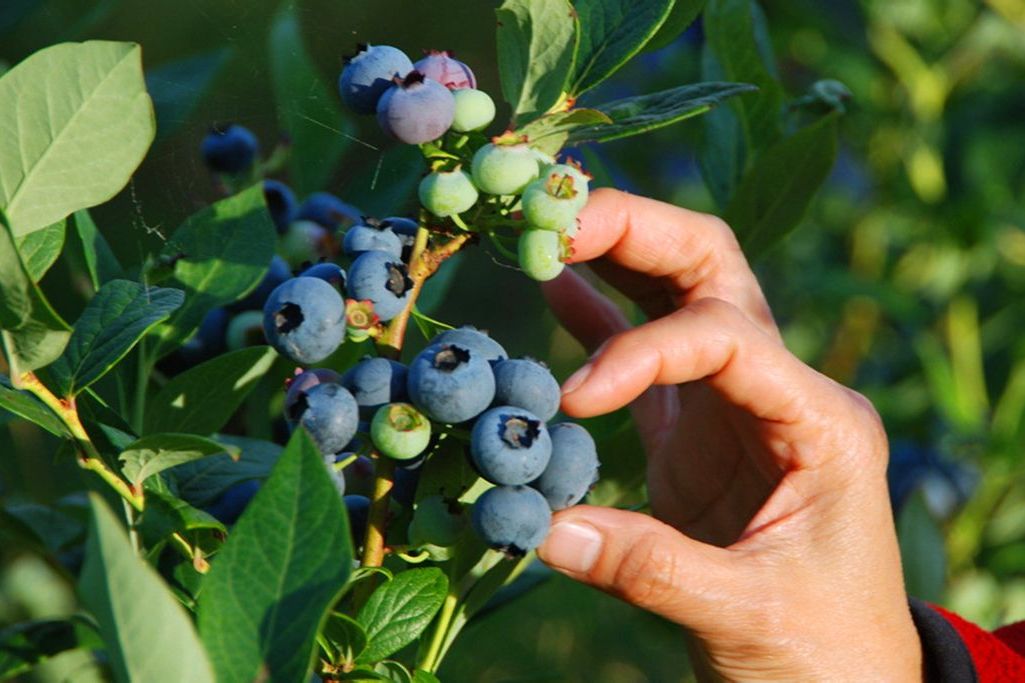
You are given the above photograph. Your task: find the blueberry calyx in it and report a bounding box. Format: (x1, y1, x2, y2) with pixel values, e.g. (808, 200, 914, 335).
(288, 392, 309, 422)
(274, 302, 304, 334)
(385, 263, 414, 297)
(433, 345, 471, 371)
(499, 414, 540, 449)
(398, 70, 427, 88)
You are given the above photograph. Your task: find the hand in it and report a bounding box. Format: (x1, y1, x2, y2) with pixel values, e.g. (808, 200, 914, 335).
(537, 189, 922, 681)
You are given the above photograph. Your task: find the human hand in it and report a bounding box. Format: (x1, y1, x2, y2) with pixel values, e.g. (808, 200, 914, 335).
(538, 189, 922, 681)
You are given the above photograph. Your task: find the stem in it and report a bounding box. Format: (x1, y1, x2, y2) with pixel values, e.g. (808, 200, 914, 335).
(421, 589, 459, 673)
(353, 455, 396, 606)
(131, 338, 149, 434)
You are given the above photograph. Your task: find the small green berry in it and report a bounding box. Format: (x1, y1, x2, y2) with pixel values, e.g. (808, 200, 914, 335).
(408, 494, 464, 547)
(451, 89, 496, 132)
(419, 169, 479, 217)
(521, 172, 584, 231)
(371, 402, 432, 460)
(471, 143, 540, 195)
(518, 229, 565, 282)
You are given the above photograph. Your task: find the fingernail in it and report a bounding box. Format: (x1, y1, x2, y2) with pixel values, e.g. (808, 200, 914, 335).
(562, 363, 592, 396)
(540, 521, 603, 573)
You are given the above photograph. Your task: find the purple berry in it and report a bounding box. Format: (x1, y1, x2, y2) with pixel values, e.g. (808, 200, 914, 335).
(376, 71, 455, 145)
(413, 50, 476, 90)
(201, 123, 258, 174)
(338, 44, 414, 114)
(296, 192, 362, 231)
(298, 262, 346, 291)
(291, 383, 360, 457)
(284, 368, 342, 422)
(341, 357, 409, 417)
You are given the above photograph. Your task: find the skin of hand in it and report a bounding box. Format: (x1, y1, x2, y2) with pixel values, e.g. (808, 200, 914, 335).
(537, 188, 922, 682)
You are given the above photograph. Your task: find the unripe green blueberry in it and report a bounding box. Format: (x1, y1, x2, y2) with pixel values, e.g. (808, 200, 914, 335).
(471, 143, 540, 196)
(451, 89, 496, 132)
(371, 402, 432, 460)
(539, 164, 590, 209)
(418, 169, 479, 217)
(521, 172, 585, 231)
(280, 220, 331, 268)
(408, 494, 464, 547)
(518, 229, 565, 281)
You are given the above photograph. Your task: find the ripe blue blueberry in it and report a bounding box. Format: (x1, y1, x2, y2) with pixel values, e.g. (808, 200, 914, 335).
(413, 50, 476, 90)
(377, 71, 455, 145)
(201, 123, 258, 174)
(451, 89, 495, 132)
(296, 192, 362, 230)
(418, 169, 478, 218)
(341, 357, 409, 417)
(471, 485, 551, 555)
(346, 250, 414, 322)
(284, 368, 341, 422)
(392, 466, 421, 507)
(298, 262, 346, 291)
(492, 358, 561, 422)
(291, 383, 360, 457)
(338, 44, 414, 114)
(203, 479, 261, 525)
(471, 143, 540, 195)
(470, 406, 552, 485)
(433, 326, 507, 364)
(381, 216, 419, 258)
(342, 220, 403, 259)
(230, 255, 291, 313)
(226, 310, 265, 350)
(263, 276, 347, 364)
(263, 180, 297, 234)
(407, 343, 496, 423)
(532, 422, 599, 510)
(344, 494, 371, 546)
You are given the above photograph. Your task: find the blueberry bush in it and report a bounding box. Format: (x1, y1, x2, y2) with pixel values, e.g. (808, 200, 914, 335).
(0, 1, 846, 680)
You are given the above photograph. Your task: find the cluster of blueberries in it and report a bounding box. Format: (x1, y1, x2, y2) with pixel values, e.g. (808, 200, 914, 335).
(273, 316, 599, 554)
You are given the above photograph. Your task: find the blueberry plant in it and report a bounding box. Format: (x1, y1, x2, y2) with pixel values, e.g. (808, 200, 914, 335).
(0, 0, 845, 680)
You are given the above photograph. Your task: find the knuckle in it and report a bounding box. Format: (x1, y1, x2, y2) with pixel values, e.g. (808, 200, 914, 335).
(608, 532, 683, 608)
(688, 297, 745, 328)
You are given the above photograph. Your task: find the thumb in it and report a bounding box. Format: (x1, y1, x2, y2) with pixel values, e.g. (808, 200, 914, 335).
(537, 506, 741, 630)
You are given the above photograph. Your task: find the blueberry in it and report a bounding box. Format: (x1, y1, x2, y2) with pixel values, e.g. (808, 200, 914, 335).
(296, 192, 362, 231)
(539, 163, 590, 208)
(419, 169, 478, 218)
(203, 479, 261, 525)
(291, 383, 359, 456)
(201, 123, 258, 174)
(408, 495, 464, 547)
(341, 357, 409, 417)
(263, 180, 297, 234)
(371, 403, 432, 461)
(471, 485, 551, 554)
(432, 326, 507, 364)
(298, 262, 346, 291)
(471, 406, 552, 486)
(413, 50, 476, 90)
(341, 454, 376, 497)
(518, 229, 565, 282)
(407, 344, 496, 423)
(263, 276, 347, 364)
(521, 169, 586, 231)
(230, 255, 291, 313)
(376, 71, 455, 145)
(451, 88, 495, 133)
(392, 466, 421, 507)
(492, 358, 561, 421)
(338, 44, 414, 114)
(344, 494, 371, 547)
(346, 250, 414, 322)
(280, 220, 332, 268)
(532, 423, 599, 510)
(342, 220, 403, 259)
(471, 143, 540, 195)
(284, 368, 342, 421)
(381, 216, 419, 259)
(225, 310, 266, 350)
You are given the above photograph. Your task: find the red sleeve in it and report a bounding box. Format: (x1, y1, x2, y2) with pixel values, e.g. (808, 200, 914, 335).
(931, 603, 1025, 681)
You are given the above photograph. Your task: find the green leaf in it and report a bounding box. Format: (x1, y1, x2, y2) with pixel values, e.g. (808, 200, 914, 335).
(78, 494, 215, 683)
(147, 48, 230, 143)
(0, 41, 154, 238)
(568, 81, 757, 145)
(0, 211, 70, 375)
(644, 0, 706, 52)
(0, 618, 85, 679)
(496, 0, 579, 124)
(4, 502, 84, 553)
(515, 108, 611, 156)
(269, 4, 352, 196)
(703, 0, 783, 152)
(0, 374, 67, 436)
(15, 219, 65, 282)
(49, 280, 183, 396)
(197, 430, 353, 683)
(699, 47, 746, 208)
(570, 0, 674, 96)
(137, 489, 226, 549)
(119, 433, 239, 487)
(725, 113, 840, 260)
(898, 491, 946, 604)
(412, 671, 441, 683)
(153, 185, 276, 358)
(321, 612, 368, 666)
(357, 568, 448, 663)
(144, 346, 277, 435)
(71, 210, 124, 290)
(168, 435, 282, 507)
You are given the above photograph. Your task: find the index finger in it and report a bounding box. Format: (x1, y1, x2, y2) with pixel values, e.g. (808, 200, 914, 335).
(571, 188, 777, 336)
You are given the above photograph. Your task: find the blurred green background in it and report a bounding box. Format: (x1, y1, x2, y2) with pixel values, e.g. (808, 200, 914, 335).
(3, 0, 1025, 681)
